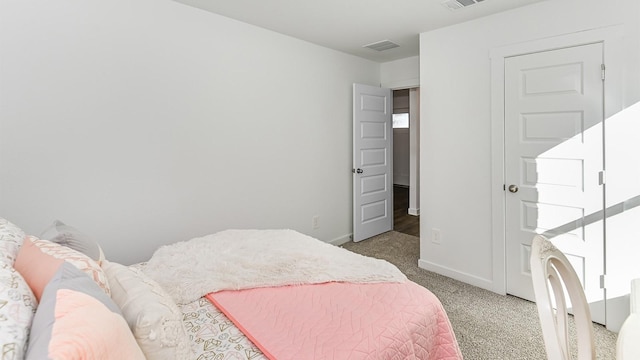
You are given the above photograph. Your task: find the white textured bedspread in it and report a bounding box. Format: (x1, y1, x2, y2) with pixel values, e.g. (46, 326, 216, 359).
(142, 229, 406, 304)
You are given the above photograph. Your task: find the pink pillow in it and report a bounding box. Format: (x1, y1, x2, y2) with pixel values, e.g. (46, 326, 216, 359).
(49, 289, 145, 359)
(14, 237, 64, 301)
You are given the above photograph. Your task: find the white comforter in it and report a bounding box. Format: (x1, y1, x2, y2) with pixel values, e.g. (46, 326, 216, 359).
(142, 229, 407, 304)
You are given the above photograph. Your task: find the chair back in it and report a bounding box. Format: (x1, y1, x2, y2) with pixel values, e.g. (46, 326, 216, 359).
(617, 278, 640, 359)
(530, 235, 595, 360)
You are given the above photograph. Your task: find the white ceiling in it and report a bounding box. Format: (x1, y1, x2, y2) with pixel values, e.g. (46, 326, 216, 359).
(173, 0, 546, 63)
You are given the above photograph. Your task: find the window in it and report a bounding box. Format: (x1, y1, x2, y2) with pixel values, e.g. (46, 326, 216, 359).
(392, 113, 409, 128)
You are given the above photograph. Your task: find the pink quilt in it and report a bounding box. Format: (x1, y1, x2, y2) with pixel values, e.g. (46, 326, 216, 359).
(207, 281, 462, 360)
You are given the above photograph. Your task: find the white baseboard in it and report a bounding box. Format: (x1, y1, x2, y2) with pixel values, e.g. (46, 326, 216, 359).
(329, 234, 352, 246)
(418, 259, 498, 294)
(408, 208, 420, 216)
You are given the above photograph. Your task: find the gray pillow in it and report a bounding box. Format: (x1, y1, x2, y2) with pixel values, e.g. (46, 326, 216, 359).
(39, 220, 104, 264)
(26, 263, 143, 360)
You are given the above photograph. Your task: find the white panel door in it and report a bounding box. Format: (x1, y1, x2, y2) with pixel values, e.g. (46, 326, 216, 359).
(353, 83, 392, 242)
(504, 43, 605, 323)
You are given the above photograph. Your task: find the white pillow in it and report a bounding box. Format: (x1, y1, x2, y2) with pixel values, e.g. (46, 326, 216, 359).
(0, 262, 37, 360)
(102, 260, 192, 360)
(0, 217, 26, 265)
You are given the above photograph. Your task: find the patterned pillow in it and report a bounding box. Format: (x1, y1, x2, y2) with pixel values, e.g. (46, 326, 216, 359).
(102, 261, 192, 360)
(30, 236, 110, 296)
(26, 262, 144, 360)
(0, 262, 37, 360)
(39, 220, 105, 266)
(0, 217, 26, 265)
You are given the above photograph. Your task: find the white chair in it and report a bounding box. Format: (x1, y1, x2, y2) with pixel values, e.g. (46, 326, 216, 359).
(617, 278, 640, 359)
(530, 235, 595, 360)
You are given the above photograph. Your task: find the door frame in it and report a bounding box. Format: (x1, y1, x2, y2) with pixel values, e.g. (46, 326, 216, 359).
(391, 86, 421, 217)
(489, 26, 624, 295)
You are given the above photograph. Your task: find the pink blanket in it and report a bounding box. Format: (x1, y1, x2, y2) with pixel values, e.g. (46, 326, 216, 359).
(207, 281, 462, 360)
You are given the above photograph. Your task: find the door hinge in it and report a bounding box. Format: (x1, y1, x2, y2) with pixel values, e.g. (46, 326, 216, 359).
(601, 64, 606, 81)
(598, 170, 606, 185)
(600, 274, 607, 289)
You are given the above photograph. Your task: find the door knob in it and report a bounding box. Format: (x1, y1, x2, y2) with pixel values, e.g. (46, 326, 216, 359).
(352, 168, 363, 174)
(508, 184, 519, 193)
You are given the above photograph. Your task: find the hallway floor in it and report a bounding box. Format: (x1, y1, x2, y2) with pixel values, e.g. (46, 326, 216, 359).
(393, 185, 419, 237)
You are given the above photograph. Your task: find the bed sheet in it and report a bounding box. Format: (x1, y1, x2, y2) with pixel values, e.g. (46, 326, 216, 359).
(180, 297, 267, 360)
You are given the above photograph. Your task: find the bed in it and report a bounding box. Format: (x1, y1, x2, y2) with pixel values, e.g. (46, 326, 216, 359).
(0, 218, 463, 360)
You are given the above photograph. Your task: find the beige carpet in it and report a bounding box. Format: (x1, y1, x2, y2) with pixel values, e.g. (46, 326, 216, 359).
(341, 231, 617, 360)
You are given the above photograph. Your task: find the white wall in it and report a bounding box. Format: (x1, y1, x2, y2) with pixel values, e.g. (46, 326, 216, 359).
(393, 129, 410, 186)
(419, 0, 640, 293)
(0, 0, 380, 264)
(381, 56, 419, 89)
(408, 88, 420, 216)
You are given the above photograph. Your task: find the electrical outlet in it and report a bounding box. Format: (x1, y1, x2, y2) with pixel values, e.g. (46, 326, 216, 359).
(312, 216, 320, 229)
(432, 228, 442, 244)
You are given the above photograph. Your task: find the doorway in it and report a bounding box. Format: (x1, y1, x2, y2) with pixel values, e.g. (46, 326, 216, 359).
(491, 25, 626, 330)
(352, 84, 420, 242)
(392, 88, 420, 237)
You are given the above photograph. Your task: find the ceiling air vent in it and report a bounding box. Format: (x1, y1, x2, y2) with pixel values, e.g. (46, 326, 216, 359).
(362, 40, 400, 52)
(441, 0, 485, 11)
